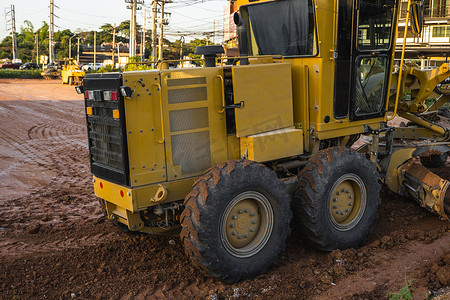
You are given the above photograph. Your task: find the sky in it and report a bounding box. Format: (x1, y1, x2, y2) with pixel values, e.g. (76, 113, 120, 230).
(1, 0, 228, 42)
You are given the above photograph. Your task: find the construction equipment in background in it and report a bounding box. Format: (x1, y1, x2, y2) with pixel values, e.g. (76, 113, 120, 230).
(75, 0, 449, 283)
(41, 60, 61, 80)
(61, 59, 85, 85)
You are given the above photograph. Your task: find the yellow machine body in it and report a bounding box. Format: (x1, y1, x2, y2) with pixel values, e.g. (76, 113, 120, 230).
(84, 0, 449, 232)
(61, 60, 85, 85)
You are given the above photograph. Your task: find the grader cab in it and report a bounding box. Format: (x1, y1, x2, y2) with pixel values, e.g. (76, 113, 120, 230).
(76, 0, 449, 282)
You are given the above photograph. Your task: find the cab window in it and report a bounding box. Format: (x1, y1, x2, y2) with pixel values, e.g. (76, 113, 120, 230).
(245, 0, 317, 56)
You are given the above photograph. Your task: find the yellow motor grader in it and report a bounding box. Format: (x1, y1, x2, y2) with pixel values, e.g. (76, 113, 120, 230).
(76, 0, 449, 282)
(61, 59, 85, 85)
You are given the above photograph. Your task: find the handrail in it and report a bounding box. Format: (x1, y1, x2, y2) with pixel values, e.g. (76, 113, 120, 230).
(124, 58, 204, 71)
(153, 83, 165, 144)
(389, 0, 412, 121)
(216, 75, 226, 114)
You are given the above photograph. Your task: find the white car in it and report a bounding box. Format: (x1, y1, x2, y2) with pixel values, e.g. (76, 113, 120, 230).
(82, 63, 104, 71)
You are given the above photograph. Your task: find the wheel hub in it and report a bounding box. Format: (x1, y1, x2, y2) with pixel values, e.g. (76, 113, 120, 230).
(220, 191, 273, 258)
(328, 174, 366, 231)
(225, 199, 260, 248)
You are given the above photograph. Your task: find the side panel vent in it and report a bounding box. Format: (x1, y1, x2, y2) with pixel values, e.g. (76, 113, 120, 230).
(167, 77, 206, 87)
(168, 87, 207, 104)
(169, 107, 209, 132)
(171, 131, 211, 174)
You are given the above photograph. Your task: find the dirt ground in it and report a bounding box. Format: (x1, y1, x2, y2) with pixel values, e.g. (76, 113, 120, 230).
(0, 79, 449, 299)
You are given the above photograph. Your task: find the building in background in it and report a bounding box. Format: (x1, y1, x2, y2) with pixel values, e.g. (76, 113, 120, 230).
(397, 0, 450, 67)
(223, 1, 238, 51)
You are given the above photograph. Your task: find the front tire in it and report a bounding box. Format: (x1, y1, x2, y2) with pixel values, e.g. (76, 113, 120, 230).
(180, 160, 292, 282)
(294, 147, 380, 251)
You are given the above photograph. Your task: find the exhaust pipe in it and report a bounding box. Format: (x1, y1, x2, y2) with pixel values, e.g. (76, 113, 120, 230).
(234, 12, 249, 65)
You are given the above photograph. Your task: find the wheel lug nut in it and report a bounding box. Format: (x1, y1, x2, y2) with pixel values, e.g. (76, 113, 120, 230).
(250, 227, 254, 232)
(244, 208, 249, 213)
(237, 234, 242, 239)
(250, 212, 255, 216)
(345, 208, 350, 212)
(232, 215, 237, 220)
(341, 188, 346, 192)
(346, 189, 350, 193)
(252, 219, 257, 224)
(336, 191, 341, 195)
(333, 198, 338, 202)
(232, 230, 237, 235)
(336, 210, 340, 214)
(333, 205, 338, 209)
(238, 209, 242, 214)
(349, 195, 353, 199)
(341, 212, 345, 215)
(244, 233, 249, 238)
(230, 222, 235, 228)
(349, 202, 353, 206)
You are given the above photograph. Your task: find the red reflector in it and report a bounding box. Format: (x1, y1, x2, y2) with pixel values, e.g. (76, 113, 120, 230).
(120, 190, 124, 197)
(84, 91, 89, 99)
(111, 92, 118, 101)
(100, 182, 103, 189)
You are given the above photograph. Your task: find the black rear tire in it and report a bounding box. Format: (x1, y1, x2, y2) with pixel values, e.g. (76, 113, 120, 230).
(294, 147, 381, 251)
(180, 160, 292, 282)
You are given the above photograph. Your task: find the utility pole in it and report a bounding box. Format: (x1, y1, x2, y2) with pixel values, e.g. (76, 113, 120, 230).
(179, 35, 185, 67)
(213, 19, 215, 44)
(35, 33, 39, 65)
(49, 0, 56, 63)
(141, 8, 146, 61)
(151, 0, 158, 65)
(125, 0, 143, 58)
(94, 31, 97, 66)
(158, 0, 172, 61)
(112, 24, 116, 67)
(6, 5, 18, 60)
(69, 34, 76, 59)
(77, 37, 81, 65)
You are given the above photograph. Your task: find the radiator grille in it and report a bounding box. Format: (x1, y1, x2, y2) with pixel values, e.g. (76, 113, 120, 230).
(168, 87, 207, 104)
(171, 131, 211, 174)
(167, 77, 206, 87)
(87, 107, 123, 170)
(169, 107, 209, 132)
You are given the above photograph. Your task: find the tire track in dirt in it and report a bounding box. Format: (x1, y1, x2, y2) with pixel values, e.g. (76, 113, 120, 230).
(0, 232, 120, 256)
(0, 98, 95, 232)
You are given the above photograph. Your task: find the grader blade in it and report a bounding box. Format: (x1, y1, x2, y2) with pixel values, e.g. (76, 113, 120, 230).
(398, 160, 449, 221)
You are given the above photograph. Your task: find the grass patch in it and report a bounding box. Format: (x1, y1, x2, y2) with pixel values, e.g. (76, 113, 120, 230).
(387, 280, 413, 300)
(0, 69, 43, 79)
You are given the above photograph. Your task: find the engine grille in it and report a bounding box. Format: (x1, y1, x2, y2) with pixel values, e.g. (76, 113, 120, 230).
(166, 75, 211, 177)
(172, 131, 211, 174)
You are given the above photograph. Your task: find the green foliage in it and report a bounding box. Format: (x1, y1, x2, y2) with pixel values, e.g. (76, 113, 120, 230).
(387, 280, 413, 300)
(0, 69, 42, 79)
(91, 65, 120, 73)
(0, 20, 215, 66)
(124, 56, 153, 71)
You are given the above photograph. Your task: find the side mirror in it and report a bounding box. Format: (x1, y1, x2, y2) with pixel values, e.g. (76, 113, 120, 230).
(410, 2, 424, 35)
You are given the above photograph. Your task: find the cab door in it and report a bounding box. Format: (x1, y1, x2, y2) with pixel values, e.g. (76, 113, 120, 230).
(334, 0, 398, 121)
